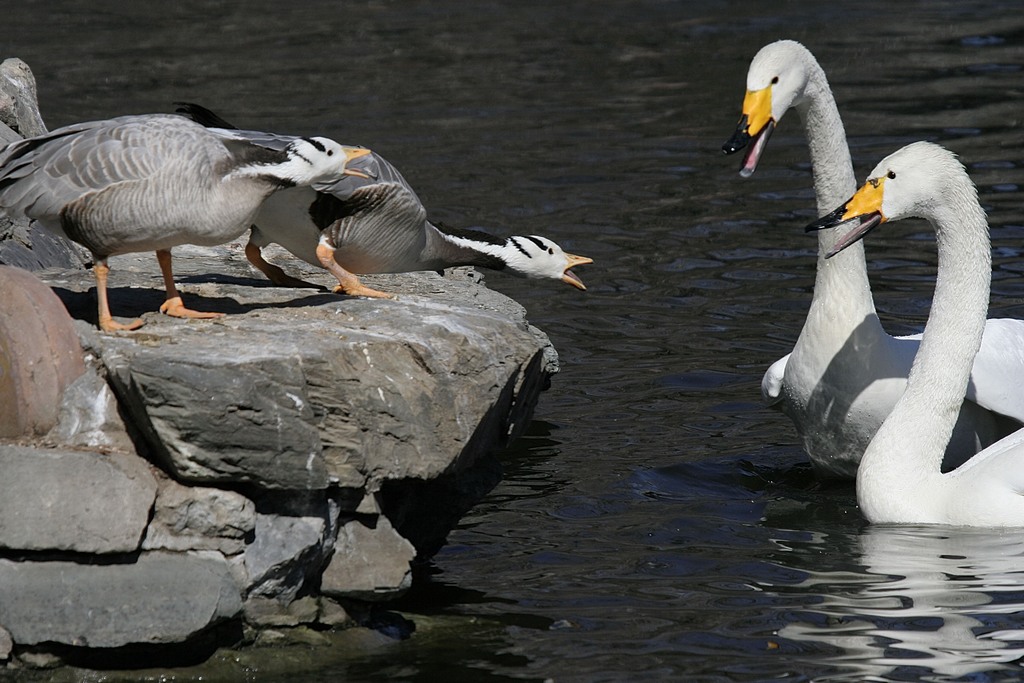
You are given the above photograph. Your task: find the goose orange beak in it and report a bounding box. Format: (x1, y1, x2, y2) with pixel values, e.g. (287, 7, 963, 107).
(562, 253, 593, 290)
(341, 147, 374, 179)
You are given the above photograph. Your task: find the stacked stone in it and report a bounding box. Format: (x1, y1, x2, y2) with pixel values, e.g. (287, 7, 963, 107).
(0, 59, 558, 666)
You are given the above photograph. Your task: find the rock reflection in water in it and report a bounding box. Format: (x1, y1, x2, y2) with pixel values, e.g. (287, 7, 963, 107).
(776, 526, 1024, 679)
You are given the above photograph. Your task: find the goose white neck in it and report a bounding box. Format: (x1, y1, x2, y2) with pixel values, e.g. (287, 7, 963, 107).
(445, 233, 534, 272)
(438, 230, 566, 279)
(229, 152, 312, 187)
(226, 138, 351, 187)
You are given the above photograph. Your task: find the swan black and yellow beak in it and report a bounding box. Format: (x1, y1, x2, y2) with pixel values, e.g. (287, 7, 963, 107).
(722, 86, 775, 178)
(341, 147, 375, 179)
(805, 176, 887, 258)
(562, 253, 593, 290)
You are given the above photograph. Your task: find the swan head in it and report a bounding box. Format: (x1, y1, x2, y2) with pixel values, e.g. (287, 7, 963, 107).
(804, 141, 974, 257)
(502, 235, 593, 289)
(722, 40, 817, 177)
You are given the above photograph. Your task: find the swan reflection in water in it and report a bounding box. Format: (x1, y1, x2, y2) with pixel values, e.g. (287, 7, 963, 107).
(774, 526, 1024, 678)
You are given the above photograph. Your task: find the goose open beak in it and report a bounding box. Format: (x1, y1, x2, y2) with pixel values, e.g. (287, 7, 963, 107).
(722, 86, 775, 178)
(805, 177, 887, 258)
(562, 253, 593, 290)
(341, 147, 376, 179)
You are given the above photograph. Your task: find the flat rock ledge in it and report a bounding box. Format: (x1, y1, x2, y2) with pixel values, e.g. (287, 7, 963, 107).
(0, 241, 557, 669)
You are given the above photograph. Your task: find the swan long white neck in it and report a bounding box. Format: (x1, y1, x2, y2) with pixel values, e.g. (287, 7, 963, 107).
(795, 53, 877, 324)
(857, 178, 991, 520)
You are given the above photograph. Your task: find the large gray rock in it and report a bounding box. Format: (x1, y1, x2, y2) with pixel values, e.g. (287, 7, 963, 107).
(243, 512, 326, 601)
(0, 552, 241, 647)
(0, 60, 89, 272)
(101, 342, 329, 490)
(45, 362, 135, 452)
(0, 58, 46, 137)
(43, 243, 556, 496)
(0, 445, 156, 554)
(142, 476, 256, 555)
(321, 516, 416, 601)
(0, 56, 563, 666)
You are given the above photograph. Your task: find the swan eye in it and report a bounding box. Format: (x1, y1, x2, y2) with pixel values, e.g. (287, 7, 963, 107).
(887, 170, 896, 179)
(548, 248, 554, 254)
(771, 76, 779, 84)
(327, 150, 334, 156)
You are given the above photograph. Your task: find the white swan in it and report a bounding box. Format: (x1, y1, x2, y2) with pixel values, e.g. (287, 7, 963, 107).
(808, 141, 1024, 525)
(723, 40, 1024, 479)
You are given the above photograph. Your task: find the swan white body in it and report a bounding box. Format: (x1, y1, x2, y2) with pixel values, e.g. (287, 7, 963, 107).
(725, 40, 1024, 478)
(813, 142, 1024, 526)
(0, 114, 369, 330)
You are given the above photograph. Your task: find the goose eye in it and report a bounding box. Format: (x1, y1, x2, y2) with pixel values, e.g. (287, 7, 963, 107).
(771, 76, 779, 84)
(548, 248, 554, 254)
(887, 170, 896, 179)
(327, 149, 334, 156)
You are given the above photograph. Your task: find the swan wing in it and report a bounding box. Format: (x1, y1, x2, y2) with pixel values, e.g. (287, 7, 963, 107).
(964, 318, 1024, 424)
(761, 355, 787, 406)
(895, 321, 1024, 424)
(950, 427, 1024, 495)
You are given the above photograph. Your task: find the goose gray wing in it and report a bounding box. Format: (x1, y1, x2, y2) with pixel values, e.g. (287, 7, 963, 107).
(0, 114, 219, 223)
(313, 151, 418, 201)
(174, 102, 298, 153)
(288, 150, 435, 274)
(174, 103, 369, 165)
(198, 125, 298, 154)
(321, 178, 432, 273)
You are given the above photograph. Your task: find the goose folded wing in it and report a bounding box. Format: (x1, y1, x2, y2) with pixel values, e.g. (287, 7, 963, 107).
(323, 182, 431, 273)
(0, 119, 169, 220)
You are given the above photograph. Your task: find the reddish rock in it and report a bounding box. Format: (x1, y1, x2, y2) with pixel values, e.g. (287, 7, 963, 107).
(0, 265, 85, 437)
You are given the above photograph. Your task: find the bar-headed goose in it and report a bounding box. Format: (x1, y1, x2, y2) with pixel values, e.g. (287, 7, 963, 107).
(0, 113, 370, 331)
(175, 103, 592, 298)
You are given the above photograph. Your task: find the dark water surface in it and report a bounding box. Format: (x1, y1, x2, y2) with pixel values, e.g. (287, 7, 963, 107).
(7, 1, 1024, 680)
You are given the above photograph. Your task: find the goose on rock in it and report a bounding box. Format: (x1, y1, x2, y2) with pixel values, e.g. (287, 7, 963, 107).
(807, 141, 1024, 526)
(176, 103, 593, 298)
(0, 113, 371, 331)
(722, 40, 1024, 479)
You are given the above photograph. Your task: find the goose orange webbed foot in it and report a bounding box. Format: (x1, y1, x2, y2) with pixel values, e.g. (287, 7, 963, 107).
(159, 296, 225, 319)
(99, 316, 144, 332)
(332, 283, 395, 299)
(245, 241, 323, 290)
